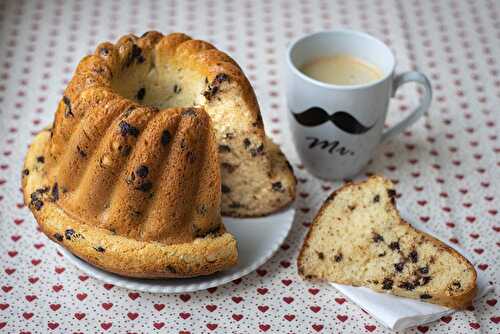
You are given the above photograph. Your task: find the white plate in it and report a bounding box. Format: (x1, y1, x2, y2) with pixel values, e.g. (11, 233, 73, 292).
(58, 206, 295, 293)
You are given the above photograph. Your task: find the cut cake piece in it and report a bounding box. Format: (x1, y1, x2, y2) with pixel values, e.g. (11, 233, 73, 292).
(297, 176, 477, 309)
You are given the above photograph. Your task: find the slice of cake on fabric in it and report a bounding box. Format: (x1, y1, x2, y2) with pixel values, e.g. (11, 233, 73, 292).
(297, 176, 477, 309)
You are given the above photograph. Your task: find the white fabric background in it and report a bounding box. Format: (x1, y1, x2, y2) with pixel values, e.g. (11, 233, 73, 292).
(0, 0, 498, 333)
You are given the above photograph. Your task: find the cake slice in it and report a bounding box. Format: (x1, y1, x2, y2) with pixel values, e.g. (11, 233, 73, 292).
(297, 176, 477, 309)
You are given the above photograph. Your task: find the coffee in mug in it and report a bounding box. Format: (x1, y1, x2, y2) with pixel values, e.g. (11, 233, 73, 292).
(286, 30, 432, 180)
(299, 54, 383, 86)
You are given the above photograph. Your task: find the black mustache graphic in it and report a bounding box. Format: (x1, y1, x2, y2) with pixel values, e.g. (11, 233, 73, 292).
(292, 107, 375, 135)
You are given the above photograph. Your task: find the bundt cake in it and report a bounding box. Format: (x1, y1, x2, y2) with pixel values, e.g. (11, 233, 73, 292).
(23, 106, 237, 278)
(298, 176, 477, 308)
(54, 31, 295, 217)
(23, 31, 296, 277)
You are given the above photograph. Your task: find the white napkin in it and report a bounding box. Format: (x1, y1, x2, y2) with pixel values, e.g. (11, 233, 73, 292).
(330, 223, 494, 331)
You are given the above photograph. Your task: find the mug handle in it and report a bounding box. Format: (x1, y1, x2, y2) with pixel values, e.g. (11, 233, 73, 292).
(381, 71, 432, 141)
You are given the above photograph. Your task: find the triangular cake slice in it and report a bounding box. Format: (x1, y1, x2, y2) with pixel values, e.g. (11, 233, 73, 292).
(297, 176, 477, 308)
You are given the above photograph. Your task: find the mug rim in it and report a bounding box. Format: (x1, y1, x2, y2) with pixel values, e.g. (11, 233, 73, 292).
(286, 29, 396, 90)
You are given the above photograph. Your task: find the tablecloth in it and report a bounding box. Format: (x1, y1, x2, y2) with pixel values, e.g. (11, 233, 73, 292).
(0, 0, 498, 333)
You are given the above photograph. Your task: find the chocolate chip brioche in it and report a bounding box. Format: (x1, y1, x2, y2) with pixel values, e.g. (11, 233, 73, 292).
(297, 176, 477, 309)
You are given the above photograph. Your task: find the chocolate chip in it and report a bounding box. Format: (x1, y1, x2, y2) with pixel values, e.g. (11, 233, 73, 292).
(218, 144, 231, 153)
(221, 184, 231, 193)
(372, 233, 384, 243)
(197, 204, 208, 215)
(272, 181, 283, 192)
(394, 262, 405, 272)
(203, 73, 229, 101)
(36, 156, 45, 163)
(389, 242, 400, 251)
(418, 266, 429, 275)
(387, 189, 396, 204)
(382, 278, 393, 290)
(125, 44, 144, 67)
(119, 121, 139, 137)
(399, 281, 415, 290)
(229, 202, 242, 209)
(76, 145, 87, 157)
(132, 44, 142, 58)
(63, 96, 73, 117)
(225, 132, 235, 140)
(135, 165, 148, 178)
(452, 281, 461, 289)
(373, 194, 380, 203)
(221, 162, 237, 173)
(253, 113, 263, 127)
(243, 138, 251, 148)
(409, 250, 418, 263)
(30, 188, 46, 208)
(123, 106, 136, 117)
(51, 182, 59, 201)
(378, 252, 386, 257)
(31, 199, 43, 210)
(53, 233, 63, 242)
(250, 144, 264, 157)
(420, 294, 432, 299)
(317, 251, 325, 260)
(334, 253, 343, 262)
(34, 187, 49, 194)
(136, 181, 153, 192)
(161, 129, 171, 145)
(94, 246, 105, 253)
(173, 84, 182, 94)
(136, 87, 146, 100)
(99, 47, 110, 56)
(181, 108, 196, 117)
(214, 73, 229, 83)
(22, 168, 30, 176)
(326, 191, 337, 202)
(166, 265, 177, 273)
(65, 229, 75, 240)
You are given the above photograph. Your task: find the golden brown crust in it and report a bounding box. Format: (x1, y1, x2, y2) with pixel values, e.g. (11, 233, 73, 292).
(297, 176, 477, 309)
(23, 130, 237, 278)
(57, 31, 295, 217)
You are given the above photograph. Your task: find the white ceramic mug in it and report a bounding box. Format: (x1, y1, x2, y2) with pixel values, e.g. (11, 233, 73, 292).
(286, 30, 432, 180)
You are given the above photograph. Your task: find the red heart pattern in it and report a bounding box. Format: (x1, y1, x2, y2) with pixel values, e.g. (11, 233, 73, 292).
(365, 324, 376, 332)
(49, 304, 60, 311)
(153, 322, 164, 329)
(74, 313, 85, 320)
(153, 303, 164, 311)
(417, 325, 429, 333)
(0, 1, 499, 334)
